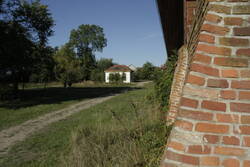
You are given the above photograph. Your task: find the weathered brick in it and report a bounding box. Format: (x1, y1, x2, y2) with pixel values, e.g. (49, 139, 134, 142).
(181, 97, 198, 108)
(190, 63, 219, 77)
(201, 24, 230, 35)
(165, 150, 199, 165)
(207, 79, 229, 88)
(222, 158, 240, 167)
(243, 137, 250, 147)
(187, 74, 205, 86)
(237, 48, 250, 57)
(234, 27, 250, 36)
(214, 57, 248, 67)
(220, 90, 236, 100)
(233, 5, 250, 14)
(241, 115, 250, 124)
(231, 102, 250, 113)
(222, 69, 239, 78)
(216, 113, 239, 123)
(197, 44, 231, 56)
(203, 135, 219, 144)
(210, 4, 231, 14)
(196, 123, 229, 134)
(224, 17, 243, 26)
(202, 100, 226, 112)
(200, 156, 220, 166)
(240, 70, 250, 78)
(179, 109, 213, 121)
(223, 136, 240, 145)
(183, 86, 220, 100)
(232, 80, 250, 89)
(219, 37, 249, 47)
(193, 53, 212, 64)
(214, 147, 245, 156)
(168, 141, 185, 151)
(244, 161, 250, 167)
(239, 91, 250, 100)
(239, 126, 250, 135)
(205, 13, 222, 23)
(199, 33, 215, 44)
(188, 145, 211, 154)
(175, 120, 193, 131)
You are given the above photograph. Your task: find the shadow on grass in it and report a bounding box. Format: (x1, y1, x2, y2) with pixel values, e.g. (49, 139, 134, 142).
(0, 87, 141, 109)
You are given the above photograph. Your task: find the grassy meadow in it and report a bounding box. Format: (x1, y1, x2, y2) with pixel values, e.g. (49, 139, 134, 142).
(0, 83, 171, 167)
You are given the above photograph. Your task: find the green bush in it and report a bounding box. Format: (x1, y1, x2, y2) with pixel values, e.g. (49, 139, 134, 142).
(109, 73, 124, 83)
(153, 50, 178, 110)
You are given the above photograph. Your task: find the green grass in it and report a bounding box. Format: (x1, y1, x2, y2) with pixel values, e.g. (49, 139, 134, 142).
(0, 84, 135, 131)
(0, 84, 170, 167)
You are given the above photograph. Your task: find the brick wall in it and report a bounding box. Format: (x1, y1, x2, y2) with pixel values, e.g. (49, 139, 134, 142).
(185, 0, 197, 42)
(161, 0, 250, 166)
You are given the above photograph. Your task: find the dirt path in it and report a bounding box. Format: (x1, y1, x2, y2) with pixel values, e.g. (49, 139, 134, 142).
(0, 82, 149, 156)
(0, 94, 119, 156)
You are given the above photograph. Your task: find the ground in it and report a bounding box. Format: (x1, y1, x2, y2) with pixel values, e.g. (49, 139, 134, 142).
(0, 81, 166, 167)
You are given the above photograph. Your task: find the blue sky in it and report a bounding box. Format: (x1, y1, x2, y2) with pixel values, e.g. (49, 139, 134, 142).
(42, 0, 167, 67)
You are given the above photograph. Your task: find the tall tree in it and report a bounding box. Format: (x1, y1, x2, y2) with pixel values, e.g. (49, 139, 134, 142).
(69, 24, 107, 80)
(54, 44, 82, 87)
(0, 0, 54, 91)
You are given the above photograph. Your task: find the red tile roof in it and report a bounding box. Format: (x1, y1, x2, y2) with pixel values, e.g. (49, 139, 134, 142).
(105, 65, 132, 72)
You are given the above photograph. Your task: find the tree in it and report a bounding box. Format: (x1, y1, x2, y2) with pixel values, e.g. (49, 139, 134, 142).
(69, 24, 107, 80)
(134, 62, 156, 81)
(54, 44, 82, 87)
(0, 0, 54, 92)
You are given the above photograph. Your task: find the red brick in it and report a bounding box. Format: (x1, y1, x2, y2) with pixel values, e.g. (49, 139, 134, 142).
(239, 91, 250, 100)
(241, 115, 250, 124)
(224, 17, 243, 26)
(214, 57, 248, 67)
(207, 79, 229, 88)
(199, 34, 215, 44)
(190, 63, 219, 77)
(181, 97, 198, 108)
(179, 109, 213, 121)
(239, 126, 250, 135)
(220, 90, 236, 100)
(168, 141, 185, 151)
(214, 147, 245, 156)
(233, 5, 250, 14)
(166, 150, 199, 165)
(203, 135, 219, 144)
(222, 69, 239, 78)
(175, 120, 193, 131)
(237, 48, 250, 57)
(231, 102, 250, 113)
(196, 123, 229, 134)
(187, 74, 205, 86)
(219, 37, 249, 47)
(222, 158, 240, 167)
(216, 114, 239, 123)
(243, 137, 250, 147)
(201, 156, 220, 166)
(223, 136, 240, 145)
(232, 80, 250, 89)
(234, 27, 250, 36)
(188, 145, 211, 154)
(162, 162, 178, 167)
(197, 44, 231, 56)
(205, 13, 222, 23)
(240, 70, 250, 78)
(244, 161, 250, 167)
(210, 4, 231, 14)
(202, 100, 226, 112)
(193, 54, 212, 64)
(201, 24, 230, 35)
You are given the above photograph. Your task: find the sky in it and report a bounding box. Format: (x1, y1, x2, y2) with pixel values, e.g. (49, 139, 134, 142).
(42, 0, 167, 67)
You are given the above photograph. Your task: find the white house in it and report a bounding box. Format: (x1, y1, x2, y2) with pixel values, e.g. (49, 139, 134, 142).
(104, 65, 132, 83)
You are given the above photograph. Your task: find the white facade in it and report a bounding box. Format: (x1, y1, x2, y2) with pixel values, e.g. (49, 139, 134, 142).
(105, 72, 131, 83)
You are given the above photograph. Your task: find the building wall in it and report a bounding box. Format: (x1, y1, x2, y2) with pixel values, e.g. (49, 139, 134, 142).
(161, 0, 250, 166)
(105, 72, 131, 83)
